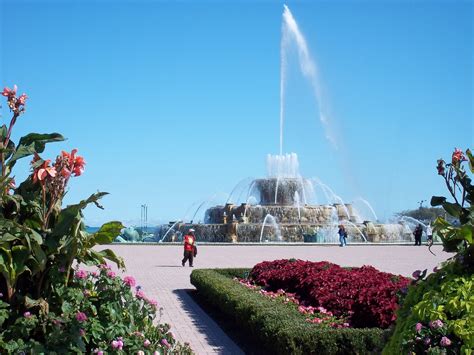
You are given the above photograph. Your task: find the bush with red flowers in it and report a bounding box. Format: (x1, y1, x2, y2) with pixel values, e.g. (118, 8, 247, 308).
(249, 259, 411, 328)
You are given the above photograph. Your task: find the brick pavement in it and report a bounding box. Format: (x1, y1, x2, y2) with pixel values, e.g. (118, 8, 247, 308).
(102, 244, 451, 355)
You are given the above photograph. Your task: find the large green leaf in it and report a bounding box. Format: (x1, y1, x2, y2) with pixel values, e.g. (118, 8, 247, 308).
(431, 196, 447, 207)
(50, 192, 109, 239)
(442, 202, 462, 218)
(90, 221, 123, 245)
(7, 132, 65, 167)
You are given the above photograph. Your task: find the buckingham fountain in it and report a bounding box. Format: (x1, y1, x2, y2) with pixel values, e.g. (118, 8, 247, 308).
(155, 153, 413, 244)
(118, 5, 418, 244)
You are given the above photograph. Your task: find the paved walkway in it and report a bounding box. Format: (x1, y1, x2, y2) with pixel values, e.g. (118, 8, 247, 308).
(102, 244, 451, 355)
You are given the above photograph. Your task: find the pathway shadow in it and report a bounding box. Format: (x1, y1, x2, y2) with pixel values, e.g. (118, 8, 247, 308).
(173, 289, 244, 355)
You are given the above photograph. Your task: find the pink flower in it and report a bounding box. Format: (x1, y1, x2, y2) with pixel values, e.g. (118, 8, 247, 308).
(107, 270, 116, 278)
(2, 85, 17, 98)
(147, 298, 158, 308)
(429, 319, 444, 329)
(412, 270, 421, 279)
(136, 290, 146, 299)
(137, 351, 145, 355)
(99, 263, 111, 269)
(76, 312, 88, 322)
(58, 266, 66, 273)
(440, 336, 452, 347)
(17, 93, 27, 105)
(91, 271, 99, 277)
(94, 349, 104, 355)
(111, 338, 124, 350)
(415, 322, 423, 333)
(144, 339, 151, 347)
(161, 338, 170, 348)
(75, 270, 88, 279)
(79, 329, 86, 337)
(83, 290, 91, 297)
(123, 276, 136, 287)
(23, 311, 31, 318)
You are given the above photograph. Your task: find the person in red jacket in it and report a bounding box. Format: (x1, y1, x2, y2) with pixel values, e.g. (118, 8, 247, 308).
(182, 229, 196, 267)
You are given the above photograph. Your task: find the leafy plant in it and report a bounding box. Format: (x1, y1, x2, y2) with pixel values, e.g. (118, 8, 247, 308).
(0, 84, 192, 352)
(384, 148, 474, 354)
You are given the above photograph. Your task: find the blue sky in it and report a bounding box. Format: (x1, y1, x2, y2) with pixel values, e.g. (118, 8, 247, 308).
(1, 0, 472, 226)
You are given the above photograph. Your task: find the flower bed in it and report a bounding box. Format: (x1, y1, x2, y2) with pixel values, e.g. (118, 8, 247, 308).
(0, 264, 193, 353)
(191, 268, 388, 355)
(249, 259, 411, 329)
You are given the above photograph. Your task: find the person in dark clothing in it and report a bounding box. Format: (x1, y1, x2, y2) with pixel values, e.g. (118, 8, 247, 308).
(413, 224, 423, 246)
(182, 229, 196, 267)
(338, 225, 347, 247)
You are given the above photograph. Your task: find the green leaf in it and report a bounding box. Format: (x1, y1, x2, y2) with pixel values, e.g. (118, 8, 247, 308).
(7, 132, 65, 167)
(90, 221, 123, 245)
(467, 149, 474, 174)
(443, 202, 462, 218)
(431, 196, 447, 207)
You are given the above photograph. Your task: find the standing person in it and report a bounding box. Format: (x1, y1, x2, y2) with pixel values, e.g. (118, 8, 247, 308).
(413, 224, 423, 246)
(426, 223, 433, 245)
(338, 225, 346, 247)
(182, 229, 196, 267)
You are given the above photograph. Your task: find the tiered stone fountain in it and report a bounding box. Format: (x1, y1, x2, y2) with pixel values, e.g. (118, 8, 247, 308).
(158, 154, 413, 243)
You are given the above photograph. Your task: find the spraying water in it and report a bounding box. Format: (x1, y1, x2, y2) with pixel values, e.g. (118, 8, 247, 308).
(260, 214, 282, 242)
(280, 4, 337, 152)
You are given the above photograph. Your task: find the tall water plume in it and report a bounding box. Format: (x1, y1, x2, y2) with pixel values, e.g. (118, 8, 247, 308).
(279, 4, 337, 152)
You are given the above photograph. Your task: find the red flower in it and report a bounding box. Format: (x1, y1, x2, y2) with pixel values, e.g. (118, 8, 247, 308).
(17, 93, 28, 105)
(61, 149, 86, 177)
(452, 148, 466, 164)
(33, 160, 57, 183)
(2, 85, 17, 98)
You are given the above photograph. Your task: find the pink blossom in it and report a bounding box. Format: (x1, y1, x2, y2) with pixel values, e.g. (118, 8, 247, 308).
(107, 270, 116, 278)
(429, 319, 444, 329)
(412, 270, 422, 279)
(91, 271, 99, 277)
(415, 323, 423, 333)
(153, 352, 160, 355)
(93, 350, 104, 355)
(161, 338, 170, 348)
(17, 93, 27, 105)
(144, 339, 151, 347)
(99, 263, 111, 269)
(136, 290, 146, 299)
(76, 312, 88, 322)
(440, 336, 452, 347)
(137, 351, 145, 355)
(123, 275, 136, 287)
(75, 270, 88, 279)
(111, 338, 124, 350)
(147, 298, 158, 308)
(23, 311, 31, 318)
(79, 329, 86, 337)
(2, 85, 17, 97)
(58, 266, 66, 273)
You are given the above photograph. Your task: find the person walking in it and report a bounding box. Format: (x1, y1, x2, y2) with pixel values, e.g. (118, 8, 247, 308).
(182, 228, 196, 267)
(426, 223, 433, 245)
(338, 225, 346, 247)
(413, 224, 423, 246)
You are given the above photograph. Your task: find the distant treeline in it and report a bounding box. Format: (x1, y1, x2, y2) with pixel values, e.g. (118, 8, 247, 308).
(396, 207, 457, 224)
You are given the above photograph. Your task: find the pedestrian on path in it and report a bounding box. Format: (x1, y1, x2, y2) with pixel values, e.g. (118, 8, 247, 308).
(413, 224, 423, 246)
(182, 229, 196, 267)
(338, 225, 347, 247)
(426, 223, 433, 245)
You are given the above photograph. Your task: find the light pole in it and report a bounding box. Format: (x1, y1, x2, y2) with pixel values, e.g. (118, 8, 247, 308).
(418, 200, 426, 209)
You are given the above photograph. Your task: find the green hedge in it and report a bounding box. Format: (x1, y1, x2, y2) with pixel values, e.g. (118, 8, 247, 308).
(190, 268, 389, 355)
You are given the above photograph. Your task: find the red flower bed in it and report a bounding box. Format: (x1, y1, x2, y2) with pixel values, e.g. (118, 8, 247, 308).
(249, 259, 411, 328)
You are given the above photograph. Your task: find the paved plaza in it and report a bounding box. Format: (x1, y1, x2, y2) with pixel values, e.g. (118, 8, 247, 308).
(103, 244, 452, 354)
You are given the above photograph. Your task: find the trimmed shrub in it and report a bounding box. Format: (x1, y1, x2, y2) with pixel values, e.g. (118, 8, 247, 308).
(191, 268, 388, 355)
